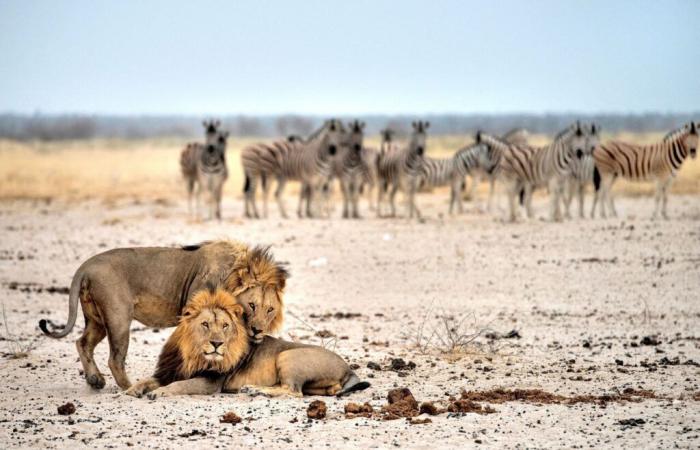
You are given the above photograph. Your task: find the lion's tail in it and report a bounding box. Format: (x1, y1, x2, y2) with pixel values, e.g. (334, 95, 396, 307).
(336, 372, 371, 397)
(39, 270, 83, 338)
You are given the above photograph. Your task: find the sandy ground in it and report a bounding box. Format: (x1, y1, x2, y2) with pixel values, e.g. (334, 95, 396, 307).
(1, 193, 699, 449)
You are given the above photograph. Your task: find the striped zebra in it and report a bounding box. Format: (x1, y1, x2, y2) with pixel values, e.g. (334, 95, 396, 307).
(196, 130, 229, 220)
(376, 121, 429, 219)
(476, 122, 587, 222)
(241, 119, 346, 219)
(327, 120, 366, 218)
(563, 123, 600, 219)
(459, 128, 530, 212)
(592, 122, 698, 219)
(179, 119, 221, 215)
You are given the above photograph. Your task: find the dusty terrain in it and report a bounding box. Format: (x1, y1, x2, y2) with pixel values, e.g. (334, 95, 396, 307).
(1, 191, 699, 449)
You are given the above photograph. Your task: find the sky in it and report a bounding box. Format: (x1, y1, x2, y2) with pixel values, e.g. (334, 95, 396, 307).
(0, 0, 698, 115)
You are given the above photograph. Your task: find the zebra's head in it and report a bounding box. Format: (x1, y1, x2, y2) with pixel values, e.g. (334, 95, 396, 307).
(567, 121, 587, 161)
(202, 119, 221, 139)
(411, 121, 430, 156)
(380, 128, 394, 144)
(202, 130, 228, 166)
(347, 120, 365, 153)
(324, 119, 346, 157)
(584, 123, 601, 158)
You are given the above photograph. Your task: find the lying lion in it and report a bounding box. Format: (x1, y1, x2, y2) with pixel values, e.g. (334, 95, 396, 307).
(126, 287, 369, 399)
(39, 240, 288, 390)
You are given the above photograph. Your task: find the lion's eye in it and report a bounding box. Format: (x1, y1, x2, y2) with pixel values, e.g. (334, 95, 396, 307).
(202, 322, 209, 329)
(222, 323, 229, 330)
(267, 307, 274, 313)
(248, 302, 255, 311)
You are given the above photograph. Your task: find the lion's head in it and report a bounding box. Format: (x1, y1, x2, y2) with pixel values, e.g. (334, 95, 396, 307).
(155, 287, 249, 383)
(224, 246, 288, 343)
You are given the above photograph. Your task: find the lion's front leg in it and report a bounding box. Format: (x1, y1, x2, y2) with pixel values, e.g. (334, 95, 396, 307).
(125, 377, 161, 398)
(146, 376, 225, 400)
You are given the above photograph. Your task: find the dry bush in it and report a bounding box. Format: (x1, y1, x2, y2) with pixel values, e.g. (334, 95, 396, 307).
(2, 302, 35, 359)
(401, 305, 504, 358)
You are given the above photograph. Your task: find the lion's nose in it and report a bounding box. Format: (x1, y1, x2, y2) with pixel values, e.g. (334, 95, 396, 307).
(251, 327, 262, 336)
(210, 340, 223, 350)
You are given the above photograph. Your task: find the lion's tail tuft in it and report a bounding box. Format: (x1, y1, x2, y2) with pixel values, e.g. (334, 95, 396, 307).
(336, 372, 371, 397)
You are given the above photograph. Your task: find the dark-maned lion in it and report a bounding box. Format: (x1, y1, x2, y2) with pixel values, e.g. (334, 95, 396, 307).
(127, 288, 369, 399)
(39, 240, 288, 390)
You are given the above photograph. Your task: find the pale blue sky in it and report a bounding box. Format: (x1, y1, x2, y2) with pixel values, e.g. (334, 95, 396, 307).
(0, 0, 698, 115)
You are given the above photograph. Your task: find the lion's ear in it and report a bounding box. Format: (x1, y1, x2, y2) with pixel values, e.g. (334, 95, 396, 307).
(229, 304, 244, 318)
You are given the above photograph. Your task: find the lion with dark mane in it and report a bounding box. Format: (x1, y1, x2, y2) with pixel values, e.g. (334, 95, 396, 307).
(127, 288, 369, 399)
(39, 240, 288, 391)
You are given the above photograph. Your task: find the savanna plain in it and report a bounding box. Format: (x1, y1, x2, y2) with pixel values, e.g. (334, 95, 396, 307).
(1, 134, 699, 449)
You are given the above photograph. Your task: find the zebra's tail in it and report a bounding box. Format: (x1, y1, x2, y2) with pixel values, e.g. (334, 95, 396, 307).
(593, 166, 601, 191)
(519, 188, 525, 206)
(243, 174, 251, 193)
(261, 174, 267, 191)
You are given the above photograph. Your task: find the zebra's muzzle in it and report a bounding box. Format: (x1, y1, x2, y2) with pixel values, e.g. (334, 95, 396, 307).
(416, 146, 424, 156)
(576, 149, 583, 159)
(691, 148, 697, 159)
(328, 145, 337, 155)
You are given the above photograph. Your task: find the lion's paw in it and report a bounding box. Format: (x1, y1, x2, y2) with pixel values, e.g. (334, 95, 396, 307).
(147, 389, 168, 400)
(239, 386, 268, 398)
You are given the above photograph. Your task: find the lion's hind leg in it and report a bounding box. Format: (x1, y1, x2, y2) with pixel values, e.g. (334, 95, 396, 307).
(76, 294, 108, 389)
(125, 377, 161, 398)
(303, 380, 343, 396)
(240, 385, 303, 398)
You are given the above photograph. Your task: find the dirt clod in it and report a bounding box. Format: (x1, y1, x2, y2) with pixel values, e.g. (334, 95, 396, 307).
(220, 411, 242, 425)
(345, 402, 373, 416)
(382, 388, 419, 418)
(57, 402, 76, 415)
(408, 417, 433, 425)
(389, 358, 416, 371)
(447, 399, 496, 414)
(640, 336, 661, 346)
(307, 400, 327, 420)
(419, 401, 445, 415)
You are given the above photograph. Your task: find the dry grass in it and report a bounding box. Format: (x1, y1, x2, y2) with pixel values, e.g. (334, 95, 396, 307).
(1, 132, 699, 202)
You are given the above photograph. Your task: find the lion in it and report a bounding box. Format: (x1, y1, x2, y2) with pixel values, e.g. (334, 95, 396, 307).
(38, 240, 288, 391)
(127, 288, 370, 399)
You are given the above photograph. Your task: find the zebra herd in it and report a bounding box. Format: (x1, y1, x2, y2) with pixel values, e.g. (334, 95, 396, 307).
(180, 119, 698, 221)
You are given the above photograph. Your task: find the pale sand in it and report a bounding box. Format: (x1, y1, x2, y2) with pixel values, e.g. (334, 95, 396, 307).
(1, 194, 698, 448)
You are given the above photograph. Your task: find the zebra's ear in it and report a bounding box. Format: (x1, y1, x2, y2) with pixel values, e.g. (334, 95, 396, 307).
(590, 123, 597, 135)
(475, 131, 482, 143)
(691, 122, 697, 134)
(575, 121, 583, 137)
(329, 120, 337, 132)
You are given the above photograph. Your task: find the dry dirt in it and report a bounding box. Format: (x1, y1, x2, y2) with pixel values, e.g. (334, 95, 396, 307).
(1, 193, 699, 449)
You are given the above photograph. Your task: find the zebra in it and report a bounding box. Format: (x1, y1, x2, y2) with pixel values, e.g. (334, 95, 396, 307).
(592, 121, 698, 219)
(196, 129, 229, 220)
(326, 120, 366, 218)
(179, 119, 221, 215)
(464, 128, 530, 211)
(241, 119, 346, 219)
(376, 121, 429, 219)
(563, 123, 600, 219)
(476, 122, 587, 222)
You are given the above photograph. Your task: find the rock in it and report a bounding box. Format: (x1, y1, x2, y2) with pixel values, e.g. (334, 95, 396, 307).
(57, 402, 76, 416)
(640, 336, 660, 346)
(307, 400, 327, 420)
(389, 358, 416, 372)
(382, 388, 419, 418)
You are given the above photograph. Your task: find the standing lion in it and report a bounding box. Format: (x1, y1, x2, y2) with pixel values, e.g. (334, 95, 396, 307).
(39, 240, 288, 391)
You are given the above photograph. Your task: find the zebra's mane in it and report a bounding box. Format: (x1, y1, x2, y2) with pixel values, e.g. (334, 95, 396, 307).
(553, 124, 576, 141)
(304, 119, 345, 143)
(663, 124, 689, 142)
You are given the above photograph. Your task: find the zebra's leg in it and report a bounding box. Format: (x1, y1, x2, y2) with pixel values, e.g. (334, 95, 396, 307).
(186, 178, 195, 216)
(350, 181, 361, 219)
(340, 179, 350, 219)
(388, 183, 399, 218)
(274, 176, 288, 219)
(577, 182, 585, 219)
(563, 178, 574, 219)
(261, 176, 272, 219)
(487, 176, 496, 212)
(549, 178, 563, 222)
(505, 181, 519, 222)
(660, 177, 672, 220)
(214, 181, 223, 220)
(524, 184, 535, 219)
(250, 176, 261, 219)
(598, 173, 614, 219)
(305, 182, 316, 218)
(194, 180, 202, 220)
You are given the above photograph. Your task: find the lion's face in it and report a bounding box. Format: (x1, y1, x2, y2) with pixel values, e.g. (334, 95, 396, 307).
(178, 289, 248, 374)
(236, 286, 282, 343)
